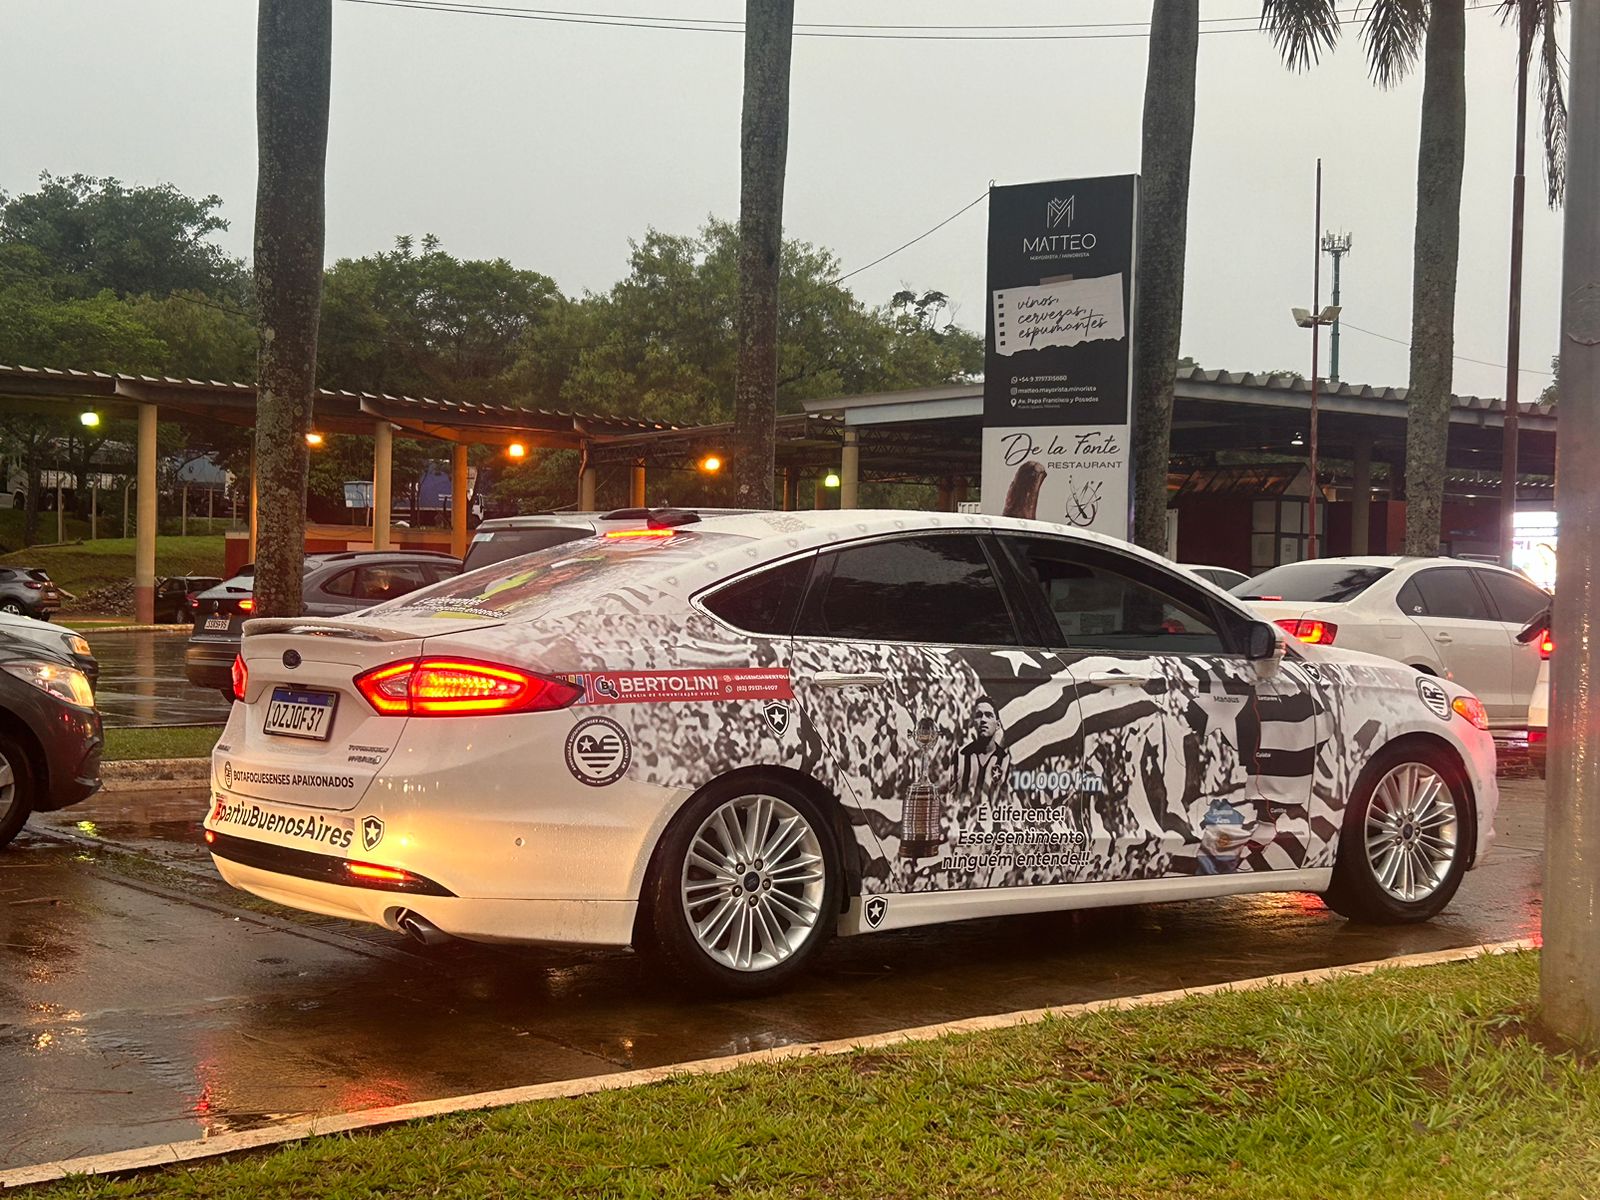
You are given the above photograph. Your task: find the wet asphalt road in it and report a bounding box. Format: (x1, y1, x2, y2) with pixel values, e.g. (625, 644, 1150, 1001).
(0, 778, 1544, 1172)
(86, 629, 232, 729)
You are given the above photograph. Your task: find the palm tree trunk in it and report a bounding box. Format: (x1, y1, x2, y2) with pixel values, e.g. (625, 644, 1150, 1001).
(253, 0, 332, 616)
(1402, 0, 1467, 555)
(1130, 0, 1199, 553)
(731, 0, 795, 510)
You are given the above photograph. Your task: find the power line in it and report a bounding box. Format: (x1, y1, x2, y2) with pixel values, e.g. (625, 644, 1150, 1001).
(1341, 320, 1554, 377)
(831, 190, 988, 285)
(335, 0, 1334, 40)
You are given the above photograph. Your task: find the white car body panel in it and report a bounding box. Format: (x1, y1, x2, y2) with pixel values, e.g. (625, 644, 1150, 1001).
(206, 514, 1499, 950)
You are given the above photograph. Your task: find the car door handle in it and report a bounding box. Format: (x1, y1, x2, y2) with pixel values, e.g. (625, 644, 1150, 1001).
(1435, 632, 1453, 643)
(810, 672, 889, 690)
(1084, 671, 1156, 688)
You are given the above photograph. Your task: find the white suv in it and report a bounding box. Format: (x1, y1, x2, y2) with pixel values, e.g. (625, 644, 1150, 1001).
(1234, 556, 1549, 732)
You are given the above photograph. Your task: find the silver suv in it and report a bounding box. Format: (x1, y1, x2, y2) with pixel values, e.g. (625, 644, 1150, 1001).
(464, 508, 754, 571)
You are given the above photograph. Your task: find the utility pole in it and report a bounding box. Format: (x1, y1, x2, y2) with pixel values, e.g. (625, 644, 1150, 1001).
(1321, 232, 1353, 382)
(1501, 11, 1535, 567)
(1544, 0, 1600, 1052)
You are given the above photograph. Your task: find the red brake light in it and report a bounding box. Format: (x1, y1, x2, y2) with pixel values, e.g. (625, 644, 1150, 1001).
(231, 654, 248, 700)
(23, 581, 43, 590)
(238, 598, 255, 613)
(1274, 618, 1337, 645)
(604, 528, 676, 539)
(1540, 629, 1553, 660)
(347, 862, 412, 883)
(353, 658, 583, 717)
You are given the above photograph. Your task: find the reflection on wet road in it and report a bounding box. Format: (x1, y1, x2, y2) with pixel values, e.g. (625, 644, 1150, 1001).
(86, 630, 231, 728)
(0, 780, 1544, 1170)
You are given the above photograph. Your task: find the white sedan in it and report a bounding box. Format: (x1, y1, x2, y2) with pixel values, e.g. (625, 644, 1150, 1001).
(1233, 556, 1549, 733)
(205, 512, 1499, 992)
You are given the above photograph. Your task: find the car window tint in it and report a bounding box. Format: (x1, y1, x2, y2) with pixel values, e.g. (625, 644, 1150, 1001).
(703, 556, 812, 636)
(354, 563, 429, 602)
(1233, 563, 1391, 602)
(1476, 570, 1548, 625)
(462, 527, 591, 571)
(322, 569, 356, 597)
(421, 562, 461, 585)
(1409, 568, 1491, 620)
(801, 535, 1017, 646)
(1010, 537, 1226, 655)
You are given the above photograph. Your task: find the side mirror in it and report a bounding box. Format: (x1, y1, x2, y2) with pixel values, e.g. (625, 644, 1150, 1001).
(1244, 620, 1285, 678)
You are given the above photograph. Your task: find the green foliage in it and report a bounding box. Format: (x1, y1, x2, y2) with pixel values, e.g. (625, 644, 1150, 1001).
(0, 285, 168, 374)
(0, 172, 246, 302)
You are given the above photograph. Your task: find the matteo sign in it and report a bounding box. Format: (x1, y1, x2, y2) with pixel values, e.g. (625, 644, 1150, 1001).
(981, 176, 1138, 538)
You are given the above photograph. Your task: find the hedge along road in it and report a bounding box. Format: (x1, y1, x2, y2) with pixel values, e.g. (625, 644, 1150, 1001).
(0, 777, 1545, 1174)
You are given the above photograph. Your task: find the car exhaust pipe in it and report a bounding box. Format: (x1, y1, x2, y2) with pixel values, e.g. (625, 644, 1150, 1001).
(394, 909, 452, 946)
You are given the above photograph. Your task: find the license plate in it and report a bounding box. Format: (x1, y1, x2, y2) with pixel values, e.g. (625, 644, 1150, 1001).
(205, 616, 231, 631)
(264, 687, 338, 740)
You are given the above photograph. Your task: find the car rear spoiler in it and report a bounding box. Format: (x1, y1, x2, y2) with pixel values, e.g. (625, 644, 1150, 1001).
(242, 617, 420, 642)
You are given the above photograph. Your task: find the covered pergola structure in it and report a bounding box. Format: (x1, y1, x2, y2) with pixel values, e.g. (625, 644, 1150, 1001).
(0, 365, 673, 623)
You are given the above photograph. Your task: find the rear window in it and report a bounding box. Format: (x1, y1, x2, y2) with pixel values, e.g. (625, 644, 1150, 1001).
(24, 570, 51, 583)
(463, 526, 592, 571)
(370, 530, 746, 622)
(1233, 563, 1392, 603)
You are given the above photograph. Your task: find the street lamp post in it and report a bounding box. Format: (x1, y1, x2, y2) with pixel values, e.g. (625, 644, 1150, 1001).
(1286, 161, 1344, 561)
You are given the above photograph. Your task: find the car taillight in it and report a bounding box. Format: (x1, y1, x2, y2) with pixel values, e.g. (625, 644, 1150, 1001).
(1539, 629, 1553, 660)
(1452, 694, 1490, 731)
(238, 598, 254, 613)
(604, 529, 676, 539)
(353, 658, 583, 717)
(1275, 618, 1337, 645)
(23, 581, 42, 590)
(231, 654, 248, 700)
(347, 862, 413, 884)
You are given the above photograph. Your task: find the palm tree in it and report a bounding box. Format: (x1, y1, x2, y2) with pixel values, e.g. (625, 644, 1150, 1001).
(1130, 0, 1200, 554)
(253, 0, 332, 616)
(731, 0, 795, 510)
(1261, 0, 1464, 556)
(1497, 0, 1567, 562)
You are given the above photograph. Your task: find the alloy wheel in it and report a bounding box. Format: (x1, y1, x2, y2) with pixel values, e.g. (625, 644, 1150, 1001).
(1364, 762, 1459, 903)
(0, 751, 16, 828)
(680, 792, 827, 972)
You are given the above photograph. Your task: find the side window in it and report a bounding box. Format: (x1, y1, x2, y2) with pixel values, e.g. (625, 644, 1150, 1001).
(703, 556, 812, 636)
(1409, 568, 1491, 621)
(796, 534, 1018, 646)
(1396, 578, 1425, 616)
(354, 563, 428, 602)
(322, 569, 356, 597)
(1007, 536, 1227, 655)
(422, 562, 461, 585)
(1476, 570, 1548, 625)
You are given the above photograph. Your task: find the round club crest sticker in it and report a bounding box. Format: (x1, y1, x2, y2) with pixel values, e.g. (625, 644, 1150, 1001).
(1416, 675, 1452, 721)
(564, 717, 631, 787)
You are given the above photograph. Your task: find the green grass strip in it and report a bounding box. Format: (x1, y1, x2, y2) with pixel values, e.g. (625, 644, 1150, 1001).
(101, 725, 221, 762)
(24, 950, 1600, 1199)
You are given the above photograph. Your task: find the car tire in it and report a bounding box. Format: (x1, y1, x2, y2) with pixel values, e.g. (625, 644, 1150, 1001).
(0, 734, 37, 850)
(1322, 743, 1470, 924)
(639, 775, 840, 995)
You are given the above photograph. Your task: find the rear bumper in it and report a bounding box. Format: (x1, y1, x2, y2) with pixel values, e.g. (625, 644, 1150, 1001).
(211, 855, 640, 947)
(185, 640, 238, 691)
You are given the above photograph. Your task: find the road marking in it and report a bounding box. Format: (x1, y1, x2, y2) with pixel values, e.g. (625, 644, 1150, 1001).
(0, 938, 1536, 1189)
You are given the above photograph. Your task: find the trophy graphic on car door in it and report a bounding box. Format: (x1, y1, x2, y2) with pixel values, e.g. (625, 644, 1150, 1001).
(900, 716, 944, 859)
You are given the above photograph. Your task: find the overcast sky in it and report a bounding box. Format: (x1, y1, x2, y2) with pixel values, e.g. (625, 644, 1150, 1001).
(1, 0, 1567, 400)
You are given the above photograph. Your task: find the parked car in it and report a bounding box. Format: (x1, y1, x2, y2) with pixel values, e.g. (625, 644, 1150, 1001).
(185, 551, 461, 700)
(1180, 564, 1250, 590)
(0, 566, 63, 618)
(155, 575, 224, 624)
(0, 632, 102, 849)
(1516, 608, 1552, 776)
(464, 508, 755, 572)
(0, 612, 97, 687)
(205, 511, 1497, 994)
(1233, 556, 1549, 733)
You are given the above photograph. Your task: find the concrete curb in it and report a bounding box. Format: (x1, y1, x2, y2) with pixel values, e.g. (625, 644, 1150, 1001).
(0, 938, 1536, 1189)
(98, 757, 210, 793)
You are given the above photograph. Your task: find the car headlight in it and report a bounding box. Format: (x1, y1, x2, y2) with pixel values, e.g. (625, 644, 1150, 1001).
(3, 661, 95, 707)
(63, 634, 92, 658)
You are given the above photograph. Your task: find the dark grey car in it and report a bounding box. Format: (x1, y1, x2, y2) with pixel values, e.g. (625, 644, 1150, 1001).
(184, 551, 461, 698)
(0, 566, 64, 618)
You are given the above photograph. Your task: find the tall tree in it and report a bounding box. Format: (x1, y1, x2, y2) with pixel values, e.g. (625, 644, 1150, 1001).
(1261, 0, 1462, 555)
(731, 0, 795, 510)
(1130, 0, 1200, 553)
(253, 0, 332, 617)
(1497, 0, 1568, 562)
